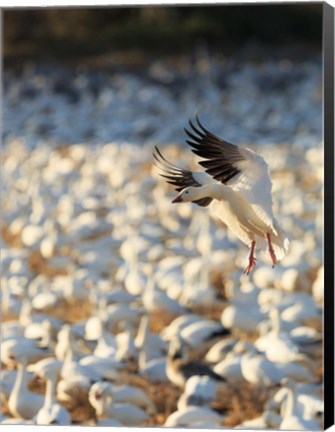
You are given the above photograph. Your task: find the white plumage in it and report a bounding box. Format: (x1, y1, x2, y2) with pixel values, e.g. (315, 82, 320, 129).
(154, 115, 289, 274)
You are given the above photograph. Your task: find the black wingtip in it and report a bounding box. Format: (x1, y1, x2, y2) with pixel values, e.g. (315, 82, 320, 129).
(195, 113, 210, 135)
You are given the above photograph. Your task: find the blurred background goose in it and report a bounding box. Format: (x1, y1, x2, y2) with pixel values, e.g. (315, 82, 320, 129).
(166, 337, 226, 388)
(88, 383, 150, 426)
(32, 358, 71, 425)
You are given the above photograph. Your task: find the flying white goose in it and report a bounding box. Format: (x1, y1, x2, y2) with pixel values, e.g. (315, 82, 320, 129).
(153, 115, 289, 274)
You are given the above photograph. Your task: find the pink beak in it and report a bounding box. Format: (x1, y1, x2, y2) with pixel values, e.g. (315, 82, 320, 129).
(172, 194, 183, 203)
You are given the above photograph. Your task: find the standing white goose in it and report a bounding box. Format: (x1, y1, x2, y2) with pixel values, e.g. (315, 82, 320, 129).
(7, 353, 44, 419)
(279, 378, 320, 430)
(153, 115, 289, 274)
(88, 384, 149, 426)
(89, 381, 155, 413)
(32, 358, 71, 425)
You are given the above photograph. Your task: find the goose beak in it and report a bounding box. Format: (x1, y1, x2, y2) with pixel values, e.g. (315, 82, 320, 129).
(172, 194, 183, 203)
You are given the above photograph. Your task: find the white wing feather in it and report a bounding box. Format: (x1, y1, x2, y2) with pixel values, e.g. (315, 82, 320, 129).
(227, 148, 276, 233)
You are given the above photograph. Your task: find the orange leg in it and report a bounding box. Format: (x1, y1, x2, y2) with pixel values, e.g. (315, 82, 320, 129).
(266, 233, 277, 267)
(244, 240, 257, 275)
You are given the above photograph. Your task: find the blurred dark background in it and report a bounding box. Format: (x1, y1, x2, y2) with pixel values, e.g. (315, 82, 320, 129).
(3, 3, 322, 69)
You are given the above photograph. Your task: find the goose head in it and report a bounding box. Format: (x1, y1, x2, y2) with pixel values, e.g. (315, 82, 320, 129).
(172, 187, 204, 203)
(168, 336, 190, 361)
(30, 358, 62, 381)
(89, 381, 111, 402)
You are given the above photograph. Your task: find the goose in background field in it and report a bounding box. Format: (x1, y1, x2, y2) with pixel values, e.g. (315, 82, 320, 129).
(153, 115, 289, 274)
(142, 276, 189, 316)
(24, 319, 54, 350)
(56, 374, 92, 407)
(135, 314, 167, 360)
(254, 308, 304, 364)
(89, 381, 155, 413)
(138, 348, 169, 383)
(212, 351, 244, 383)
(205, 338, 238, 364)
(19, 297, 63, 331)
(31, 358, 71, 425)
(179, 318, 230, 349)
(279, 378, 321, 430)
(54, 324, 83, 362)
(221, 303, 266, 334)
(235, 341, 283, 386)
(6, 352, 44, 419)
(115, 320, 137, 361)
(164, 405, 224, 428)
(177, 375, 217, 410)
(1, 337, 50, 367)
(266, 381, 323, 425)
(166, 337, 226, 388)
(91, 282, 139, 306)
(1, 369, 19, 402)
(235, 410, 282, 429)
(60, 346, 101, 383)
(88, 383, 150, 426)
(160, 314, 206, 342)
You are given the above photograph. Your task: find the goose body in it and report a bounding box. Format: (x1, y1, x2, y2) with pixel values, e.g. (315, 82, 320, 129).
(205, 338, 238, 364)
(180, 319, 229, 348)
(89, 381, 155, 413)
(213, 353, 243, 382)
(177, 375, 217, 410)
(167, 337, 226, 388)
(279, 378, 320, 430)
(8, 360, 45, 419)
(32, 358, 71, 425)
(138, 349, 168, 383)
(89, 387, 149, 426)
(154, 115, 289, 273)
(237, 343, 283, 386)
(164, 406, 223, 427)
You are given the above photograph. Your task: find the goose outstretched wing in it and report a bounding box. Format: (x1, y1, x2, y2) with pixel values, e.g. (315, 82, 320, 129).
(185, 115, 275, 230)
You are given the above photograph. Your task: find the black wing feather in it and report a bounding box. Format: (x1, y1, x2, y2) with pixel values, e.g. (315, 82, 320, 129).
(184, 115, 245, 184)
(153, 146, 212, 207)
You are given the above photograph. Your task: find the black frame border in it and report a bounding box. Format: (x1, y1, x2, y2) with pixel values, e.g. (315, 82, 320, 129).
(323, 1, 334, 429)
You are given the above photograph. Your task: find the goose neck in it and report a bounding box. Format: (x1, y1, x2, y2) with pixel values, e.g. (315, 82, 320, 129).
(283, 385, 298, 419)
(138, 350, 147, 370)
(44, 374, 57, 407)
(271, 308, 281, 334)
(197, 183, 226, 200)
(12, 360, 28, 397)
(136, 316, 149, 347)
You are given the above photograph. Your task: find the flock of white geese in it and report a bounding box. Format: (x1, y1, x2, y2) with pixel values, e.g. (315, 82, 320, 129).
(1, 119, 323, 429)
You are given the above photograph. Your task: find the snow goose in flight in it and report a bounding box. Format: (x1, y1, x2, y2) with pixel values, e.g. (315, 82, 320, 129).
(153, 115, 289, 274)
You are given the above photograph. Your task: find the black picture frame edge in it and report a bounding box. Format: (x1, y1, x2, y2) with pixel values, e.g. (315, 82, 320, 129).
(323, 1, 335, 430)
